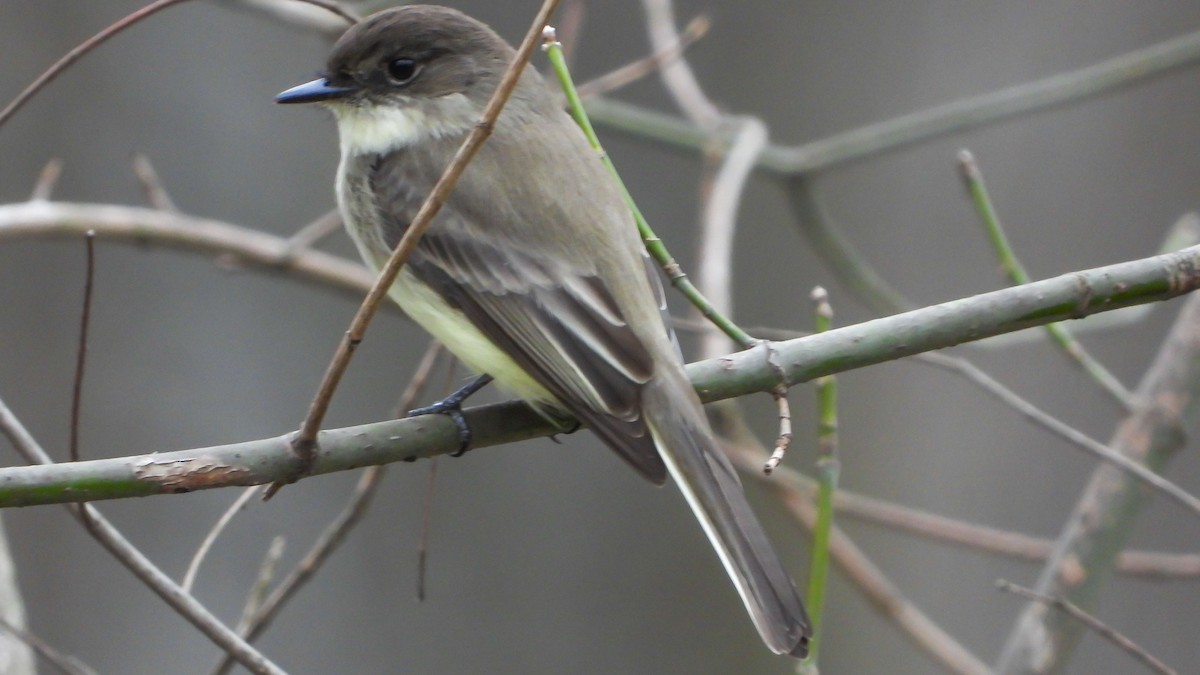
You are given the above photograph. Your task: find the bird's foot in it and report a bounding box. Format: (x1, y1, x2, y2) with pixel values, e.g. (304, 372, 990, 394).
(407, 374, 493, 456)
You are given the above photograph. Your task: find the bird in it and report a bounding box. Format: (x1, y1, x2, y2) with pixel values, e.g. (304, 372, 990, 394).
(276, 4, 811, 657)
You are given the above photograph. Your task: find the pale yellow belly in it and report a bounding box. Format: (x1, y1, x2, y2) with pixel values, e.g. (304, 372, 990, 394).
(388, 266, 558, 408)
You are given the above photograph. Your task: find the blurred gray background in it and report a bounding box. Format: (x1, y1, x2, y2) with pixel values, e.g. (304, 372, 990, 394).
(2, 1, 1199, 673)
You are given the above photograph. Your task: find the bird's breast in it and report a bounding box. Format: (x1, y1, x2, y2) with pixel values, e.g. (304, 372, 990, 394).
(334, 154, 559, 409)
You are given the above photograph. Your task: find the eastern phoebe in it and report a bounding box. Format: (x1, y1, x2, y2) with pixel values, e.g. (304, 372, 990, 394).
(276, 5, 810, 657)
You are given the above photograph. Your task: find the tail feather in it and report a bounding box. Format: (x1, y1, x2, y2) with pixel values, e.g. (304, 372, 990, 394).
(643, 373, 812, 658)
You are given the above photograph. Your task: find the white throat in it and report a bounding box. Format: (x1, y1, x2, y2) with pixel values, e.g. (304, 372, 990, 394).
(332, 93, 475, 156)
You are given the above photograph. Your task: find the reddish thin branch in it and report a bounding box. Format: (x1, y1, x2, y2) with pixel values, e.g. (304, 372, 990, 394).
(0, 0, 355, 129)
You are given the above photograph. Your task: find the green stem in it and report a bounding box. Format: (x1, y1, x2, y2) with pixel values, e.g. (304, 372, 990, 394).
(805, 289, 839, 664)
(959, 150, 1134, 408)
(543, 37, 756, 349)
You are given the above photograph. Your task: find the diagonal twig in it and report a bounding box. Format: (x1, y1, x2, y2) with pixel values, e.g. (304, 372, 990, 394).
(0, 0, 356, 130)
(997, 580, 1176, 675)
(210, 340, 444, 675)
(996, 291, 1200, 673)
(957, 149, 1134, 408)
(574, 14, 709, 99)
(182, 486, 262, 593)
(0, 396, 286, 675)
(131, 154, 180, 212)
(712, 414, 989, 675)
(0, 615, 96, 675)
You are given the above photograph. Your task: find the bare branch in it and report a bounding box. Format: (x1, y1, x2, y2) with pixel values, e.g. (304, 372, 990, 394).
(0, 615, 96, 675)
(696, 117, 767, 359)
(236, 536, 285, 636)
(639, 0, 721, 128)
(0, 0, 355, 130)
(3, 243, 1198, 507)
(997, 291, 1200, 673)
(997, 581, 1177, 675)
(0, 201, 375, 302)
(0, 397, 286, 675)
(574, 14, 709, 99)
(211, 0, 361, 38)
(131, 154, 179, 212)
(583, 28, 1200, 175)
(211, 339, 444, 675)
(29, 159, 63, 202)
(182, 486, 261, 593)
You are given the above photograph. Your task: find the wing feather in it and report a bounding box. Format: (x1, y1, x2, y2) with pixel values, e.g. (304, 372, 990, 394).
(366, 144, 667, 482)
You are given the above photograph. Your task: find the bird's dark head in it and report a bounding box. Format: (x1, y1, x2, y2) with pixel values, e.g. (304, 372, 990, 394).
(276, 5, 536, 154)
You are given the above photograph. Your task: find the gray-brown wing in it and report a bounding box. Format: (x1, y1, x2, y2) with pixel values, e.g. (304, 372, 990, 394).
(415, 224, 667, 483)
(368, 157, 667, 483)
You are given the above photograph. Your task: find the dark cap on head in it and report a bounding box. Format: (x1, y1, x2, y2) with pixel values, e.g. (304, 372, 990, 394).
(276, 5, 538, 108)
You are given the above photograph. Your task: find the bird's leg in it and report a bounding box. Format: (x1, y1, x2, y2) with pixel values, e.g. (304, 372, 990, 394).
(407, 374, 493, 456)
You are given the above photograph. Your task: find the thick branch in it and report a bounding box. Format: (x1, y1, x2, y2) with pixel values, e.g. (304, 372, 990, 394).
(2, 244, 1199, 507)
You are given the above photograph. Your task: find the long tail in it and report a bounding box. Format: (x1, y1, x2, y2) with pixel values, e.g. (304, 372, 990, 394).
(643, 371, 812, 658)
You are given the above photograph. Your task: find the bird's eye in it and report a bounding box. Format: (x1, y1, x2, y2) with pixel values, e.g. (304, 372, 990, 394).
(386, 58, 419, 84)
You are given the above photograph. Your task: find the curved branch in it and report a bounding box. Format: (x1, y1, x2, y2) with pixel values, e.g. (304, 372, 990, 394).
(0, 201, 374, 300)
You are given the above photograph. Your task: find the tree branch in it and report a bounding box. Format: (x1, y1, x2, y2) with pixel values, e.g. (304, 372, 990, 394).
(996, 290, 1200, 673)
(2, 244, 1199, 508)
(583, 28, 1200, 175)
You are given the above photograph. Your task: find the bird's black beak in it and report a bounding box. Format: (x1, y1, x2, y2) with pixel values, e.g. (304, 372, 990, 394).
(275, 78, 356, 104)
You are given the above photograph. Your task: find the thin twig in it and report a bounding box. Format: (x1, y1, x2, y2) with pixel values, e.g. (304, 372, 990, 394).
(236, 536, 285, 634)
(0, 615, 97, 675)
(916, 352, 1200, 518)
(997, 292, 1200, 672)
(69, 231, 95, 463)
(279, 0, 565, 495)
(545, 30, 757, 349)
(957, 149, 1135, 408)
(212, 339, 445, 675)
(639, 0, 721, 128)
(0, 396, 286, 675)
(182, 486, 262, 593)
(574, 14, 709, 99)
(0, 0, 356, 130)
(29, 159, 63, 201)
(717, 425, 989, 675)
(415, 344, 450, 602)
(697, 116, 767, 358)
(996, 580, 1177, 675)
(213, 0, 360, 37)
(763, 388, 791, 474)
(131, 154, 179, 212)
(833, 487, 1200, 580)
(282, 208, 342, 256)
